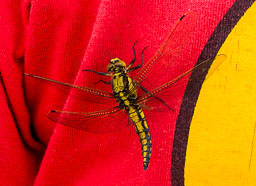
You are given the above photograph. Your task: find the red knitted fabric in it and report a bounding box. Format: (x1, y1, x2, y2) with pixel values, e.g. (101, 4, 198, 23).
(0, 1, 235, 185)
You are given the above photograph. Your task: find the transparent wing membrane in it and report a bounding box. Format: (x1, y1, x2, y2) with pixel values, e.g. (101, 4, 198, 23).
(47, 107, 128, 133)
(134, 11, 198, 88)
(137, 55, 226, 111)
(24, 73, 116, 105)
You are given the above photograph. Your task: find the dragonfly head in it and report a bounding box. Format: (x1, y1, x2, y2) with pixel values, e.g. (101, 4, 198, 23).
(107, 58, 127, 73)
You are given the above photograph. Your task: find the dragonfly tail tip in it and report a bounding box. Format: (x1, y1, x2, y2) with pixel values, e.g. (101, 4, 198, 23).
(143, 162, 149, 170)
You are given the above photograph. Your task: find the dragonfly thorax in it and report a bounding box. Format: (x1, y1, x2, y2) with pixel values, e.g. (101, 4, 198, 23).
(107, 58, 127, 74)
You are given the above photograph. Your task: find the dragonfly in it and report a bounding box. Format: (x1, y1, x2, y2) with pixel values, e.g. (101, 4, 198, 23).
(24, 11, 226, 170)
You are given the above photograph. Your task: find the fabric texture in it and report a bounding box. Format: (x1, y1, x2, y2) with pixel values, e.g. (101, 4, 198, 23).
(0, 0, 235, 185)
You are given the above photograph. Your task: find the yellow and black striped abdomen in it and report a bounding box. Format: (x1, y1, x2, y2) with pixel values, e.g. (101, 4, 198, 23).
(112, 73, 152, 170)
(128, 106, 152, 170)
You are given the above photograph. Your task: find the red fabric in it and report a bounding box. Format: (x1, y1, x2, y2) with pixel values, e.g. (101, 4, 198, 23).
(0, 0, 235, 185)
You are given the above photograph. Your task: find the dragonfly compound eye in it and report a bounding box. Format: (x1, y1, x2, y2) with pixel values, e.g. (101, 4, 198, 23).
(115, 61, 126, 68)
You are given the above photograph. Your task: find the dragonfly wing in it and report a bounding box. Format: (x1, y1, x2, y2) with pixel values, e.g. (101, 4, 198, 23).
(137, 54, 227, 111)
(47, 106, 129, 134)
(24, 73, 116, 105)
(134, 11, 198, 88)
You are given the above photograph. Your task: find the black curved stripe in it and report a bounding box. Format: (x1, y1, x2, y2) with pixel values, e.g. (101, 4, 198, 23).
(171, 0, 256, 185)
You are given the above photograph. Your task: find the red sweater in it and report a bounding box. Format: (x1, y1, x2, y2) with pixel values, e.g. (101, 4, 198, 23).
(0, 0, 237, 185)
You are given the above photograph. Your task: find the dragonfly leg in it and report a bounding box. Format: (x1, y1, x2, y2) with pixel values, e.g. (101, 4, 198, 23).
(82, 69, 111, 76)
(127, 41, 137, 69)
(94, 80, 111, 85)
(138, 84, 175, 111)
(128, 46, 147, 72)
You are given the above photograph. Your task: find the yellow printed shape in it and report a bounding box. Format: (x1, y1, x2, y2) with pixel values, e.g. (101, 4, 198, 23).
(185, 3, 256, 186)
